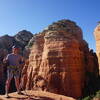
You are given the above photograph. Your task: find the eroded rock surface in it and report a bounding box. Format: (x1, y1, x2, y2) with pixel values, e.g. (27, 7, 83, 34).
(22, 20, 99, 98)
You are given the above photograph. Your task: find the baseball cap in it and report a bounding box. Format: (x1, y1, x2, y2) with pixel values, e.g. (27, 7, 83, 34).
(12, 45, 20, 49)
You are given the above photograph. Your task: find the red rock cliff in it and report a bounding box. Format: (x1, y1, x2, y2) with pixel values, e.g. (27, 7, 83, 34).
(22, 20, 99, 98)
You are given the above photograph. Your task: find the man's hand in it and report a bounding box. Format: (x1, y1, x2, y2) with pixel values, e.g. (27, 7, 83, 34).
(3, 58, 9, 66)
(3, 58, 8, 64)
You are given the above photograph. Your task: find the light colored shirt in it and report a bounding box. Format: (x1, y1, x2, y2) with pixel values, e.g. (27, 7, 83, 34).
(6, 53, 22, 67)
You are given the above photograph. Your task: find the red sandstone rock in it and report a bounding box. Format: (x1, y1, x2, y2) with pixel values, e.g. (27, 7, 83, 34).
(25, 33, 45, 89)
(94, 23, 100, 71)
(21, 20, 99, 98)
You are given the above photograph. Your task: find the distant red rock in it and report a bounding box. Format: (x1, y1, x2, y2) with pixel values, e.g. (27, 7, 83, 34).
(94, 23, 100, 71)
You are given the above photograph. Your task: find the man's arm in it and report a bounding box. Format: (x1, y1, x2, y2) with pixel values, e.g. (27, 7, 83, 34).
(19, 56, 25, 64)
(3, 54, 9, 66)
(19, 56, 25, 70)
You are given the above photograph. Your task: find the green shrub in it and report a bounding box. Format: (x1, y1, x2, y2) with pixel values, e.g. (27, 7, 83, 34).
(95, 90, 100, 98)
(81, 96, 91, 100)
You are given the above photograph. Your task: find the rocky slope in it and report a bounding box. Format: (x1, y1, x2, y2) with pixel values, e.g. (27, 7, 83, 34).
(0, 90, 76, 100)
(21, 20, 99, 98)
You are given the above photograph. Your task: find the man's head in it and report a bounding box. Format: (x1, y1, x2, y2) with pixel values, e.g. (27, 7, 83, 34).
(12, 45, 20, 54)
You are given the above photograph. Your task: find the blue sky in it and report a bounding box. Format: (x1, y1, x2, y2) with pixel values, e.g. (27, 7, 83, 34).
(0, 0, 100, 51)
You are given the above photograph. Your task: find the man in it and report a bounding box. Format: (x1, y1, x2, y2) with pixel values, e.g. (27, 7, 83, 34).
(4, 45, 24, 97)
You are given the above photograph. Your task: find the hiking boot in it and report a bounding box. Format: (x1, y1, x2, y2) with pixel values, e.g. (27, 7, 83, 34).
(5, 93, 10, 98)
(17, 91, 23, 95)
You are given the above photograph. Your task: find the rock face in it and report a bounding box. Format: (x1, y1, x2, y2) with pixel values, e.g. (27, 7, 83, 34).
(0, 35, 14, 51)
(22, 20, 99, 98)
(0, 30, 33, 53)
(14, 30, 33, 48)
(94, 23, 100, 70)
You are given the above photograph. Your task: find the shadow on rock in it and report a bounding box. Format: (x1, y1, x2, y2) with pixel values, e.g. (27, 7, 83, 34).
(18, 97, 54, 100)
(8, 95, 54, 100)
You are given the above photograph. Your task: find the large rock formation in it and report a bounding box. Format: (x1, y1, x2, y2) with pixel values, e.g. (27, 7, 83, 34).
(22, 20, 99, 98)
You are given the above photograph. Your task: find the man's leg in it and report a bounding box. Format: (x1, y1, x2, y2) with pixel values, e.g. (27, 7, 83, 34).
(5, 78, 12, 95)
(5, 70, 13, 97)
(14, 76, 21, 94)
